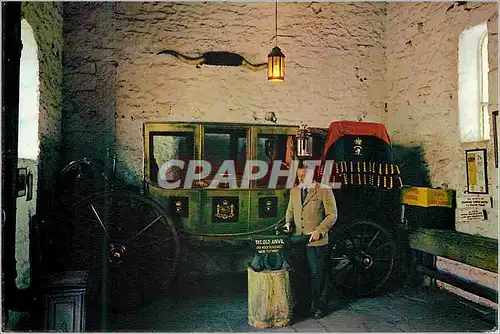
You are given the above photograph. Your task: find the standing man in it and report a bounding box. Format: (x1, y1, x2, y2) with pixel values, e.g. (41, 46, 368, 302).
(284, 163, 338, 319)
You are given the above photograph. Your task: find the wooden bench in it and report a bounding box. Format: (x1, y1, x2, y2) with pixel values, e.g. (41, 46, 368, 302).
(408, 228, 498, 303)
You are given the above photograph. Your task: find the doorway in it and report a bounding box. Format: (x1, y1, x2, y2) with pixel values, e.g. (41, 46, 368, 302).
(15, 18, 40, 290)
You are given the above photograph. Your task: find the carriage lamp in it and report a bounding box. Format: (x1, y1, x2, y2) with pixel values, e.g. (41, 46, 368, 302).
(268, 1, 285, 82)
(296, 124, 313, 158)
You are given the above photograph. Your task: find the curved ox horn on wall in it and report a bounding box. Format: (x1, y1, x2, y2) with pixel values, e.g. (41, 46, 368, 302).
(157, 50, 267, 71)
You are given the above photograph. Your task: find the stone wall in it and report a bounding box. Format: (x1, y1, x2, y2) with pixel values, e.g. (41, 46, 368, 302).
(17, 0, 63, 289)
(385, 2, 498, 239)
(62, 2, 387, 184)
(385, 2, 498, 306)
(21, 2, 63, 197)
(7, 3, 63, 329)
(62, 2, 117, 164)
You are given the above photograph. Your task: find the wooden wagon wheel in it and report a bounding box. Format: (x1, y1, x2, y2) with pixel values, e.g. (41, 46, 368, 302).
(59, 190, 181, 314)
(328, 220, 396, 297)
(53, 158, 109, 208)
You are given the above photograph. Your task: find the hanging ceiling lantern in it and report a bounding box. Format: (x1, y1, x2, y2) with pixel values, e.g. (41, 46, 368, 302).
(268, 1, 285, 82)
(268, 46, 285, 82)
(296, 123, 313, 159)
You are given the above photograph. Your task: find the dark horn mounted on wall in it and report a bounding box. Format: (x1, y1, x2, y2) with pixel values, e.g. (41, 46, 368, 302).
(157, 50, 267, 71)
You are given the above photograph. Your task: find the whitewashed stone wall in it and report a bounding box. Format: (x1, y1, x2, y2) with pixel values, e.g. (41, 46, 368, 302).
(62, 2, 387, 184)
(385, 2, 498, 239)
(17, 1, 63, 288)
(8, 3, 63, 329)
(385, 2, 498, 305)
(62, 3, 117, 164)
(22, 2, 64, 195)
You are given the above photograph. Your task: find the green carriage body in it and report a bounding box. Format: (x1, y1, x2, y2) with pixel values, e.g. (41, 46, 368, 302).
(142, 121, 403, 240)
(142, 122, 301, 239)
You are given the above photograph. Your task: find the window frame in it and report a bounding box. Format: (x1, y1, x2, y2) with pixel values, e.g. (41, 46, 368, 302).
(458, 23, 490, 142)
(200, 125, 251, 185)
(478, 30, 490, 140)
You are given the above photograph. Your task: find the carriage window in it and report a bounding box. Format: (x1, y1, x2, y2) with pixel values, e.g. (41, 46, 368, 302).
(256, 135, 294, 188)
(150, 132, 194, 184)
(203, 128, 247, 183)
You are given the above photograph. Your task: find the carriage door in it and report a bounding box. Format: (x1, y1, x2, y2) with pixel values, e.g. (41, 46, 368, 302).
(144, 123, 202, 234)
(249, 126, 297, 233)
(199, 125, 250, 235)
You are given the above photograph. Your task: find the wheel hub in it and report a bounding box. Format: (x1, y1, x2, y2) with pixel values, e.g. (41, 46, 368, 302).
(361, 254, 373, 269)
(109, 244, 126, 264)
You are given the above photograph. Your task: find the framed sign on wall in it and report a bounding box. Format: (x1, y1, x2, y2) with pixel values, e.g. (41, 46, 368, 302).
(465, 148, 488, 194)
(16, 167, 27, 197)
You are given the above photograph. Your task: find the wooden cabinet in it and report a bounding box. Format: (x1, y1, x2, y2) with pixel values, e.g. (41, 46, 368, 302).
(41, 270, 87, 332)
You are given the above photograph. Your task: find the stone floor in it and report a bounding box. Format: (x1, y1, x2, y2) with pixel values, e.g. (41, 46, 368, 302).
(87, 273, 498, 332)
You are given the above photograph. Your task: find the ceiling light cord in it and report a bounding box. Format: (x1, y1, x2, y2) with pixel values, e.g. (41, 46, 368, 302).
(275, 1, 278, 46)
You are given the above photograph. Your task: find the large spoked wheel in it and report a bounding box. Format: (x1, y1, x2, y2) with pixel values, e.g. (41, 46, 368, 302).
(328, 220, 396, 297)
(53, 158, 109, 208)
(58, 190, 181, 311)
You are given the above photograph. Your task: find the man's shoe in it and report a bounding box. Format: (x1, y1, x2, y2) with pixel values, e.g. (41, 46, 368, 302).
(312, 309, 325, 319)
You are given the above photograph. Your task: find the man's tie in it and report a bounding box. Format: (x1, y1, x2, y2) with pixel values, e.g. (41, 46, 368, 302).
(301, 187, 308, 205)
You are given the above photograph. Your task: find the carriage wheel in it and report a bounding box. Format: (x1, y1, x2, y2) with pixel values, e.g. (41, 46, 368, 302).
(54, 158, 109, 208)
(328, 220, 396, 297)
(59, 190, 180, 312)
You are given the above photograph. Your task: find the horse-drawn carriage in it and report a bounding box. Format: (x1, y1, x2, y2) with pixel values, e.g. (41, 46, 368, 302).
(50, 120, 405, 311)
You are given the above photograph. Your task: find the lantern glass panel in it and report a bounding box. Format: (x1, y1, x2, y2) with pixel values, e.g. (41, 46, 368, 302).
(268, 55, 285, 82)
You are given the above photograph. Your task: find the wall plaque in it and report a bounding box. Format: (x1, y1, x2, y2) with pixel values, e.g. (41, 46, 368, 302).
(457, 194, 491, 209)
(465, 149, 488, 194)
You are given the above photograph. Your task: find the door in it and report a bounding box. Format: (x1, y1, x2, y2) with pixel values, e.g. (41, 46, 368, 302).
(249, 125, 298, 233)
(199, 124, 251, 235)
(144, 123, 202, 234)
(14, 18, 41, 290)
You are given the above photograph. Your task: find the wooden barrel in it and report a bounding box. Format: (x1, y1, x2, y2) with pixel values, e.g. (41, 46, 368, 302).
(247, 267, 293, 328)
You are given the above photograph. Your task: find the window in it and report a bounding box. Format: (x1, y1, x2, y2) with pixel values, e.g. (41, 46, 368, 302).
(479, 31, 489, 140)
(18, 19, 40, 160)
(149, 132, 194, 185)
(256, 134, 294, 188)
(203, 128, 248, 185)
(458, 23, 490, 142)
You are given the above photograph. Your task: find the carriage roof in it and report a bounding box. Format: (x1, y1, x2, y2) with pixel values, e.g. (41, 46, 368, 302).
(321, 121, 392, 162)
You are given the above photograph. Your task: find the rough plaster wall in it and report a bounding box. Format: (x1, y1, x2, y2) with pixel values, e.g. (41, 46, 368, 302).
(62, 3, 117, 164)
(21, 2, 63, 197)
(7, 3, 63, 329)
(61, 2, 387, 184)
(385, 2, 498, 239)
(18, 1, 63, 285)
(386, 2, 498, 304)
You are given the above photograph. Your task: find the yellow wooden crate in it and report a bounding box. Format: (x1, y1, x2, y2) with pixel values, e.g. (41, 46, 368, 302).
(401, 186, 454, 208)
